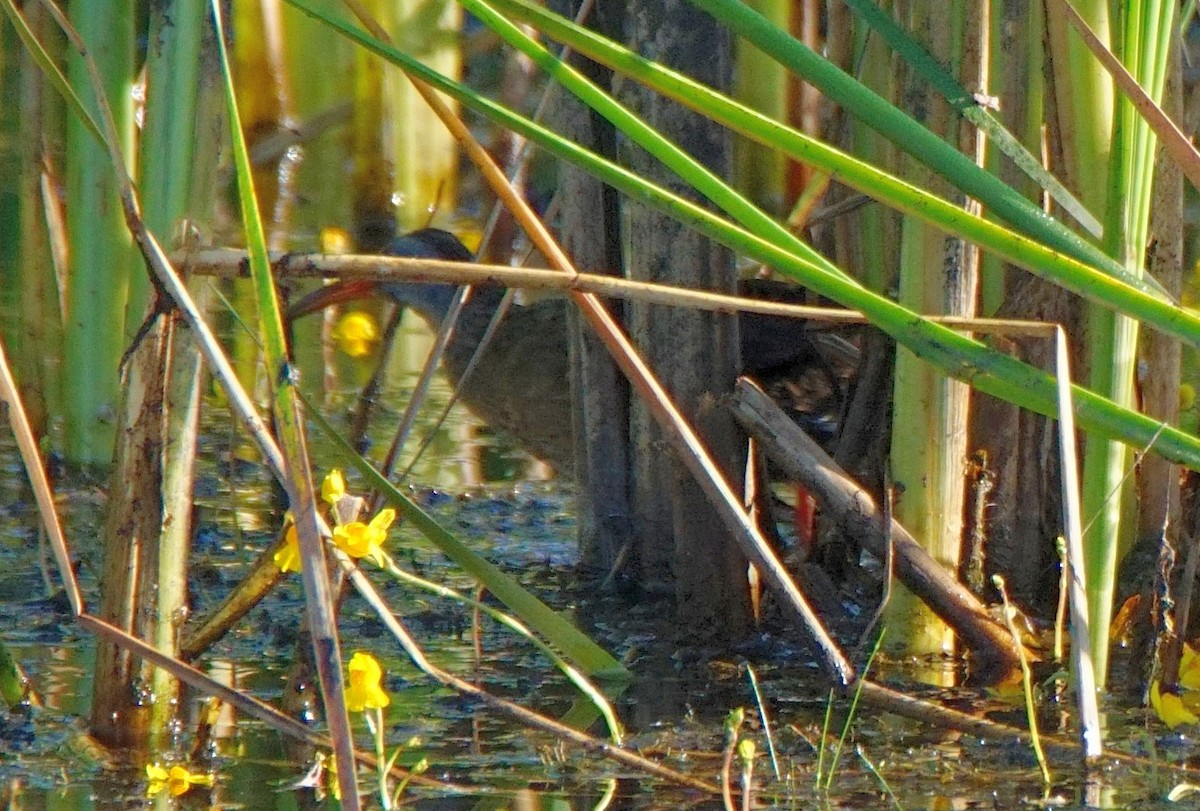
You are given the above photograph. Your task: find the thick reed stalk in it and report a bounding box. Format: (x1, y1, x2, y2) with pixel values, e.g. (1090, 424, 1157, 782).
(884, 0, 981, 662)
(389, 0, 461, 229)
(63, 0, 138, 464)
(1050, 0, 1175, 687)
(11, 4, 64, 439)
(90, 326, 169, 748)
(136, 0, 210, 744)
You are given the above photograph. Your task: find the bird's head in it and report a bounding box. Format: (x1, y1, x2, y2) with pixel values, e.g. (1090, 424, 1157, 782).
(288, 228, 474, 325)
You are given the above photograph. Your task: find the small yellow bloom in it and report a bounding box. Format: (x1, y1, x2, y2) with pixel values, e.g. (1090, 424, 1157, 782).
(324, 751, 341, 802)
(333, 509, 394, 561)
(345, 651, 390, 712)
(320, 227, 353, 255)
(273, 520, 302, 573)
(331, 311, 379, 358)
(1151, 680, 1199, 729)
(322, 469, 347, 507)
(1181, 644, 1200, 691)
(146, 763, 215, 797)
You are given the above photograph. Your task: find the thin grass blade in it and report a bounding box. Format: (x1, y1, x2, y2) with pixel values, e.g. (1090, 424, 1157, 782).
(209, 3, 359, 804)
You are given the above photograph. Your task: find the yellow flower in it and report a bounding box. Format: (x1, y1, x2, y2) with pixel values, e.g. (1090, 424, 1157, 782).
(273, 519, 302, 573)
(1151, 680, 1199, 729)
(345, 651, 390, 712)
(333, 509, 394, 561)
(320, 227, 353, 255)
(322, 469, 346, 507)
(324, 751, 341, 802)
(331, 311, 379, 358)
(146, 763, 215, 797)
(1181, 644, 1200, 691)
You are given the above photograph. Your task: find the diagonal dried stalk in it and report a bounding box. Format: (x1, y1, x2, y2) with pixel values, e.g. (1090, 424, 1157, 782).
(0, 337, 83, 617)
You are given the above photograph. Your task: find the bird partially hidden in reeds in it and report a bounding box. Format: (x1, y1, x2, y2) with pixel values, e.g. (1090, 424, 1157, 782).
(289, 228, 855, 472)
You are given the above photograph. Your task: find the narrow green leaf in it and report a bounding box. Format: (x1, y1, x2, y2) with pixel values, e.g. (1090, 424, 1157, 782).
(842, 0, 1101, 238)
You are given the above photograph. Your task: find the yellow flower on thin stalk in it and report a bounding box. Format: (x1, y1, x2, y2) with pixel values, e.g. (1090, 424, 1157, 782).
(145, 763, 215, 797)
(346, 651, 390, 712)
(276, 469, 376, 574)
(334, 508, 395, 563)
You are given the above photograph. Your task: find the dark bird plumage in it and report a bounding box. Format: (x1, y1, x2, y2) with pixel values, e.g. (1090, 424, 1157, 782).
(292, 229, 850, 470)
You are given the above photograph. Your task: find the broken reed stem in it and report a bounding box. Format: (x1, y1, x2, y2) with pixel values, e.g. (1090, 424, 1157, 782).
(731, 378, 1030, 671)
